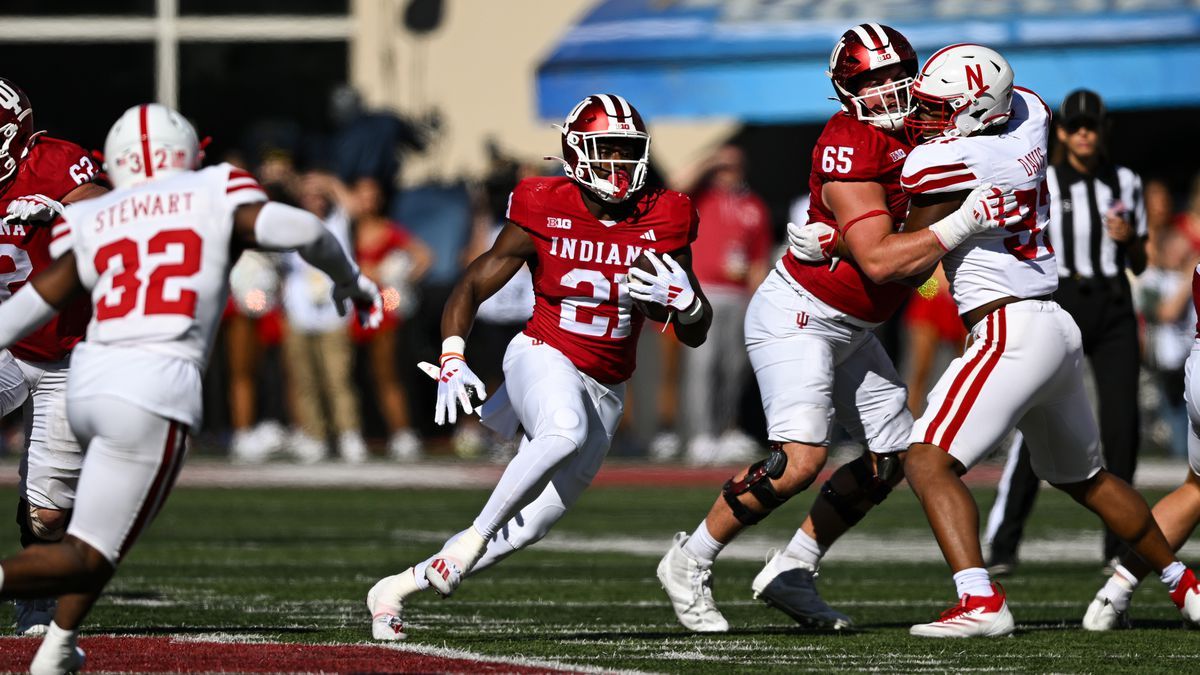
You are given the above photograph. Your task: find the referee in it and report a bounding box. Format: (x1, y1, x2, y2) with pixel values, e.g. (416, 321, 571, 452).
(985, 89, 1148, 574)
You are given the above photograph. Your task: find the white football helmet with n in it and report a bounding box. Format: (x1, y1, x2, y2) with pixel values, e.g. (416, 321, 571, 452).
(906, 44, 1015, 144)
(104, 103, 201, 190)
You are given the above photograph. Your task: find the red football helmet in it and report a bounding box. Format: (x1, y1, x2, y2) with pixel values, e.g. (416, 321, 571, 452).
(550, 94, 650, 203)
(827, 23, 918, 131)
(0, 78, 39, 186)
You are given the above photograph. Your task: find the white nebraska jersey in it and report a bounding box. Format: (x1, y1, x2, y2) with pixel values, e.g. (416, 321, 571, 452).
(900, 88, 1057, 314)
(51, 163, 266, 425)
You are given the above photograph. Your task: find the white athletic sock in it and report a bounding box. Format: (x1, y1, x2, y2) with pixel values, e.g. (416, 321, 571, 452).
(472, 435, 577, 538)
(411, 560, 432, 591)
(37, 621, 77, 658)
(681, 522, 724, 568)
(953, 567, 994, 598)
(782, 529, 827, 569)
(1098, 570, 1137, 612)
(1161, 561, 1186, 592)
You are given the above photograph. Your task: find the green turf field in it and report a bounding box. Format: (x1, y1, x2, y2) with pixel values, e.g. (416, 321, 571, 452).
(13, 483, 1196, 673)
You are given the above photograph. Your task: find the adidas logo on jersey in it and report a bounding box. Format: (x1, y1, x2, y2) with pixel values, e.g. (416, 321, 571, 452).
(547, 217, 572, 230)
(640, 230, 657, 241)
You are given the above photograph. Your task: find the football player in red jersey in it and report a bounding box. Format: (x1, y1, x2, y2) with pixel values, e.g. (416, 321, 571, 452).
(0, 77, 109, 636)
(656, 24, 1013, 632)
(366, 93, 713, 640)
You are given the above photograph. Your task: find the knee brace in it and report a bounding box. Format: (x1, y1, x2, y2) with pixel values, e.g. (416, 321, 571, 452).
(16, 499, 69, 547)
(722, 444, 797, 526)
(818, 454, 895, 526)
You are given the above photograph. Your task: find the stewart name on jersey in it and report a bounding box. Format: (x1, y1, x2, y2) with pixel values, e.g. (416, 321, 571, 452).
(781, 112, 914, 324)
(0, 136, 107, 362)
(506, 177, 698, 384)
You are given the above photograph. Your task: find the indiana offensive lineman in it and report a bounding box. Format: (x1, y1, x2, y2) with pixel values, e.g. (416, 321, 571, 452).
(0, 103, 382, 674)
(0, 77, 109, 636)
(656, 24, 1014, 632)
(816, 44, 1200, 637)
(1080, 265, 1200, 630)
(366, 93, 713, 640)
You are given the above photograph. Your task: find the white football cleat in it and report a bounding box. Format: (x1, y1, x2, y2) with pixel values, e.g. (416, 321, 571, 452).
(424, 527, 488, 598)
(910, 584, 1015, 638)
(29, 643, 84, 675)
(1169, 568, 1200, 625)
(367, 570, 422, 641)
(1082, 592, 1130, 631)
(751, 549, 852, 630)
(656, 532, 729, 632)
(14, 598, 55, 636)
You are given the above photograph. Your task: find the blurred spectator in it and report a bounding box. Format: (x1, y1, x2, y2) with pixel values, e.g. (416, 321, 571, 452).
(226, 152, 293, 463)
(1138, 229, 1200, 458)
(1176, 173, 1200, 252)
(902, 266, 965, 416)
(350, 176, 434, 459)
(395, 179, 475, 435)
(1144, 178, 1174, 269)
(674, 144, 773, 464)
(279, 173, 369, 463)
(330, 85, 432, 197)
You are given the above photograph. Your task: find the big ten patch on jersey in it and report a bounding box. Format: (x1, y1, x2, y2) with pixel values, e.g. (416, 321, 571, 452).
(505, 176, 698, 383)
(59, 163, 261, 367)
(0, 137, 104, 361)
(901, 87, 1056, 312)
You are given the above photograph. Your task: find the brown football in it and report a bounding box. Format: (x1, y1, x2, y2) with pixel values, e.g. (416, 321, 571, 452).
(628, 251, 672, 323)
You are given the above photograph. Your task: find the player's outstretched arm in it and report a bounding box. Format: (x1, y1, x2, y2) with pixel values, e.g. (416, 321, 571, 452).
(441, 221, 534, 339)
(233, 201, 383, 327)
(0, 251, 83, 348)
(819, 182, 1018, 284)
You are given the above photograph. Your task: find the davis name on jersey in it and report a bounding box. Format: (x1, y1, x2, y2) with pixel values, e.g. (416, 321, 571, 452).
(52, 163, 266, 426)
(782, 112, 914, 324)
(506, 176, 697, 383)
(901, 88, 1057, 314)
(0, 136, 105, 362)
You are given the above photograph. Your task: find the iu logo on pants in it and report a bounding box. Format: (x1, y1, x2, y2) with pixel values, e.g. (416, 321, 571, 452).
(796, 312, 809, 329)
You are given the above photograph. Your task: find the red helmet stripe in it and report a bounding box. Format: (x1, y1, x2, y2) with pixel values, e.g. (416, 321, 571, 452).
(850, 24, 877, 49)
(867, 22, 889, 47)
(596, 94, 619, 118)
(139, 104, 154, 179)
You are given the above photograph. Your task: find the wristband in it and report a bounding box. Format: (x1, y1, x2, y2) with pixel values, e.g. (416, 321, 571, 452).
(441, 336, 467, 365)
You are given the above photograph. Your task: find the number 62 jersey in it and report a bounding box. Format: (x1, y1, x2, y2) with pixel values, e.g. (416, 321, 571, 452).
(506, 176, 698, 384)
(49, 163, 267, 427)
(900, 87, 1057, 314)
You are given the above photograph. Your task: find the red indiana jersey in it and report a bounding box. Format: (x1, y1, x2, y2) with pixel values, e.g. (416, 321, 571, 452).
(0, 136, 105, 361)
(781, 113, 914, 324)
(506, 177, 698, 384)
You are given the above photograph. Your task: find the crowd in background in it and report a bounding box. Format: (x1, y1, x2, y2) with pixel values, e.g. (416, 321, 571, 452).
(6, 85, 1199, 466)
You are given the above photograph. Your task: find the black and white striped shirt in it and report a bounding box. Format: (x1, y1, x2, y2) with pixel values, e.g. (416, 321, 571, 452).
(1046, 162, 1147, 279)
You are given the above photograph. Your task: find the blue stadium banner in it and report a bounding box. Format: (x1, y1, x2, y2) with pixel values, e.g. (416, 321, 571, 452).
(537, 0, 1200, 122)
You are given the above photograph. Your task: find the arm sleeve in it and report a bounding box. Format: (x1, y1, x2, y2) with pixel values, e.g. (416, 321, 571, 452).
(254, 202, 358, 286)
(0, 284, 57, 349)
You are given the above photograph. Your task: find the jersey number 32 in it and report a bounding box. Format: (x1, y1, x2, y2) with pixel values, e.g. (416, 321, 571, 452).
(94, 229, 202, 321)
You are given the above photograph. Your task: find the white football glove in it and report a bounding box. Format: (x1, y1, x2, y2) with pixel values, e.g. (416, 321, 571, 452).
(928, 183, 1023, 250)
(332, 273, 384, 329)
(627, 252, 697, 313)
(787, 221, 840, 263)
(5, 194, 64, 224)
(434, 346, 487, 426)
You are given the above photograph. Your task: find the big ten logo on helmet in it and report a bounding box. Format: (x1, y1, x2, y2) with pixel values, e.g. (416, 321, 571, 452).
(0, 81, 23, 115)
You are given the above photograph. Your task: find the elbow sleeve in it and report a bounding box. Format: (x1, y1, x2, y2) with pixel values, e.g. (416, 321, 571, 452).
(254, 202, 358, 286)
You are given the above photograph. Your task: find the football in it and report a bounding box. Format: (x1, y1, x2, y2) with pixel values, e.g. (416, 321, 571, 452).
(628, 251, 672, 323)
